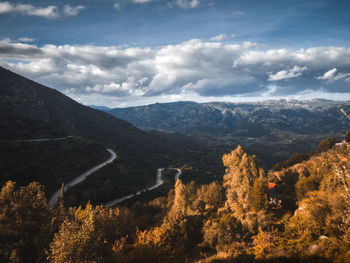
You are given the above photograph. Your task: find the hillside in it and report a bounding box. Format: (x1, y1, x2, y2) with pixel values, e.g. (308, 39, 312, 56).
(0, 66, 169, 158)
(0, 67, 206, 201)
(106, 100, 350, 166)
(2, 137, 350, 263)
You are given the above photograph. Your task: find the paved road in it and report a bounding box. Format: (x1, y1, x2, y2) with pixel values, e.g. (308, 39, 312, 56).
(48, 148, 117, 206)
(174, 168, 182, 182)
(106, 167, 182, 206)
(2, 136, 74, 142)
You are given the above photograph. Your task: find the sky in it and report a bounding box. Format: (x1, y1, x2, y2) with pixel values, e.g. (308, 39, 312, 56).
(1, 0, 350, 107)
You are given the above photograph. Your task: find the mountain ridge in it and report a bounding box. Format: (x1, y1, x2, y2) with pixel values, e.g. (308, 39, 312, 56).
(106, 99, 350, 137)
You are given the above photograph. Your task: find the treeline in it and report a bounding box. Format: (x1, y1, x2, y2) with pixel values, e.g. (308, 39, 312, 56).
(272, 135, 349, 171)
(1, 138, 350, 262)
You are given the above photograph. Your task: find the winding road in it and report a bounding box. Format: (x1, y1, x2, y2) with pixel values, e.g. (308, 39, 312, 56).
(174, 168, 182, 182)
(7, 136, 182, 207)
(48, 148, 117, 206)
(2, 136, 74, 143)
(106, 167, 182, 206)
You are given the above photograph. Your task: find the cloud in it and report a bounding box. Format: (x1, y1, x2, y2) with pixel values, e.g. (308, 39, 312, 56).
(1, 38, 350, 106)
(176, 0, 200, 9)
(317, 68, 350, 82)
(131, 0, 158, 3)
(121, 0, 203, 9)
(210, 34, 228, 42)
(62, 5, 85, 17)
(17, 37, 35, 42)
(268, 66, 307, 81)
(0, 2, 84, 19)
(114, 3, 121, 9)
(317, 68, 337, 80)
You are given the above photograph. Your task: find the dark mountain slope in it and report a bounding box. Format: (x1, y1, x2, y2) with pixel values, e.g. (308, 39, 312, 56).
(0, 67, 213, 202)
(0, 66, 171, 159)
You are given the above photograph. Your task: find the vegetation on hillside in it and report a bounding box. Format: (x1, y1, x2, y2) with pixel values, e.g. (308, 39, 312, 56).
(1, 133, 350, 262)
(0, 137, 109, 196)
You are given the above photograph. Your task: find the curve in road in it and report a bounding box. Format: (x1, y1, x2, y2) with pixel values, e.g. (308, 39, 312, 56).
(174, 168, 182, 182)
(48, 148, 117, 206)
(106, 167, 182, 207)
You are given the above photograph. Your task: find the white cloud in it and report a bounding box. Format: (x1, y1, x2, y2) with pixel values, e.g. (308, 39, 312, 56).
(17, 37, 35, 42)
(1, 38, 350, 106)
(62, 5, 85, 17)
(176, 0, 200, 9)
(317, 68, 337, 80)
(0, 2, 84, 19)
(132, 0, 158, 3)
(268, 66, 307, 81)
(317, 68, 350, 82)
(114, 3, 121, 9)
(210, 34, 227, 42)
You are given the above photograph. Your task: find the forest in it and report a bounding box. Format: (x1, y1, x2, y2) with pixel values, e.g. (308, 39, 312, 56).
(1, 134, 350, 263)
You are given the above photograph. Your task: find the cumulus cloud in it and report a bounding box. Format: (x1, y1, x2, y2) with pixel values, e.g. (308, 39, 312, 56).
(0, 2, 84, 19)
(317, 68, 337, 80)
(1, 38, 350, 106)
(317, 68, 350, 82)
(268, 66, 307, 81)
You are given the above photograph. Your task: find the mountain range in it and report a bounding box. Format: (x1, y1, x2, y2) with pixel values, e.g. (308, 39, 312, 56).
(106, 100, 350, 138)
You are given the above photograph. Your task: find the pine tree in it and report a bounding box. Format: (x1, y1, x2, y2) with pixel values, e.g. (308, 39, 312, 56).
(166, 179, 188, 225)
(223, 145, 266, 216)
(250, 175, 269, 212)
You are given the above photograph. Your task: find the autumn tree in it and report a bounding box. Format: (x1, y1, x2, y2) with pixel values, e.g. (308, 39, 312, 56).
(0, 181, 51, 263)
(249, 175, 269, 212)
(319, 138, 339, 152)
(202, 213, 242, 250)
(48, 203, 114, 263)
(165, 179, 189, 225)
(197, 181, 225, 208)
(222, 145, 267, 216)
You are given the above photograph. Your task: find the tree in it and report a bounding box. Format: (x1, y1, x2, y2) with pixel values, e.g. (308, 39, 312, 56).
(48, 204, 112, 263)
(165, 179, 189, 225)
(0, 181, 51, 263)
(249, 175, 269, 212)
(198, 181, 225, 208)
(222, 146, 266, 216)
(252, 227, 278, 259)
(319, 138, 339, 152)
(203, 213, 242, 250)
